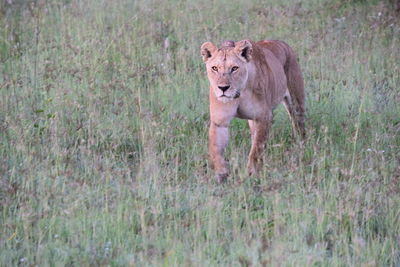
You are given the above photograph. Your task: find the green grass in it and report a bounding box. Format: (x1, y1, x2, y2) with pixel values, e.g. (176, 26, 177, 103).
(1, 0, 399, 266)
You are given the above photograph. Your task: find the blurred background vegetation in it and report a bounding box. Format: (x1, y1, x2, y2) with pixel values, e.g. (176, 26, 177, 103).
(0, 0, 399, 265)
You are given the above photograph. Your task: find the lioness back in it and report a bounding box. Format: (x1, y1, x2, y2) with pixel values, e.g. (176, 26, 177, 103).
(258, 40, 305, 116)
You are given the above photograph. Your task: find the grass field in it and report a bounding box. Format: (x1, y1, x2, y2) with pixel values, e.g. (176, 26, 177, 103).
(1, 0, 399, 266)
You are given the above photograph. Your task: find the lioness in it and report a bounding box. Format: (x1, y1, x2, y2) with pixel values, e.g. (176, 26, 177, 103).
(201, 39, 305, 182)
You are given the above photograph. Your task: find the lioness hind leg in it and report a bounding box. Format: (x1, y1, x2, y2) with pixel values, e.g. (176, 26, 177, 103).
(283, 93, 305, 139)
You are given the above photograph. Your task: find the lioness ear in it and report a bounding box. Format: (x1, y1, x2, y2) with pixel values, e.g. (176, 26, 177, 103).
(201, 42, 217, 63)
(235, 40, 253, 62)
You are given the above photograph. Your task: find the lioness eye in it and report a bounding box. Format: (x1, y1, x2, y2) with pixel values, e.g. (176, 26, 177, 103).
(232, 66, 239, 72)
(211, 66, 218, 72)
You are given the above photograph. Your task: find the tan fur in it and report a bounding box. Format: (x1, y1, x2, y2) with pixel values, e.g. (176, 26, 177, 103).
(201, 39, 305, 181)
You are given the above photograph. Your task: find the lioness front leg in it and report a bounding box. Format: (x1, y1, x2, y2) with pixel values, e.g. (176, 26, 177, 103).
(247, 119, 271, 176)
(209, 122, 230, 182)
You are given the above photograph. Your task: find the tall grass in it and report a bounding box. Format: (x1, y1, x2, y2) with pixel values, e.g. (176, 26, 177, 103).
(1, 0, 399, 265)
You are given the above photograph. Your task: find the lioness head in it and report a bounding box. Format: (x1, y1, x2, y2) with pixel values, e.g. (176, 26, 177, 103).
(201, 40, 253, 103)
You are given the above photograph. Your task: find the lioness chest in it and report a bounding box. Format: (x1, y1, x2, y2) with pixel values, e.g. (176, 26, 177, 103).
(236, 87, 286, 120)
(236, 90, 266, 120)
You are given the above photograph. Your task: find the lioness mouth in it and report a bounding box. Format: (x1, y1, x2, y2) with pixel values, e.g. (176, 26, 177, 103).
(220, 92, 240, 99)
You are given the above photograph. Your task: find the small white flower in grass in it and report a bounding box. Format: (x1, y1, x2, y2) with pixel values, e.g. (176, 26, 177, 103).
(366, 148, 384, 154)
(334, 17, 346, 23)
(104, 241, 112, 256)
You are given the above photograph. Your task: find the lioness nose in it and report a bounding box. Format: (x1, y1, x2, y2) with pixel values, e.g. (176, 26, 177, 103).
(218, 85, 230, 92)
